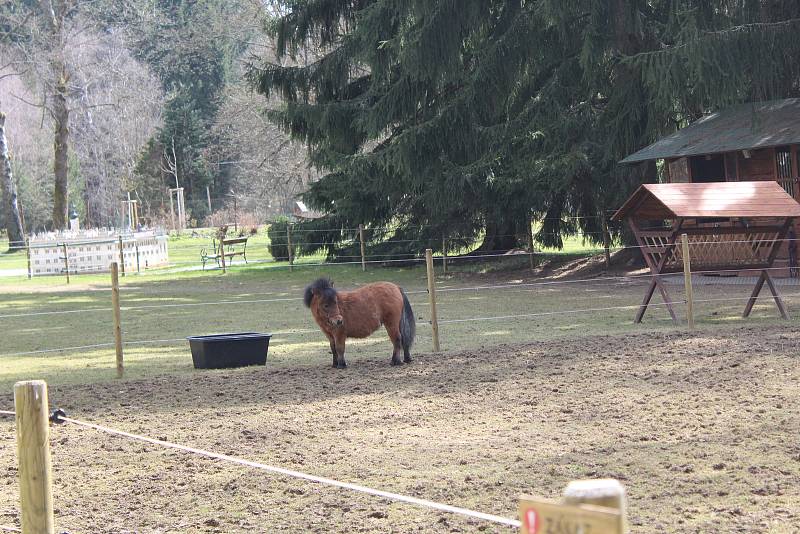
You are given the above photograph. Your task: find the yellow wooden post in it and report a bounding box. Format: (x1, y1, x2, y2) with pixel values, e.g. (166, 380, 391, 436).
(26, 238, 32, 280)
(527, 217, 535, 270)
(519, 479, 627, 534)
(682, 233, 694, 329)
(219, 238, 227, 274)
(111, 262, 124, 378)
(61, 243, 69, 284)
(563, 479, 627, 533)
(287, 224, 294, 272)
(442, 235, 447, 274)
(359, 224, 366, 272)
(14, 380, 55, 534)
(118, 236, 125, 277)
(425, 249, 441, 352)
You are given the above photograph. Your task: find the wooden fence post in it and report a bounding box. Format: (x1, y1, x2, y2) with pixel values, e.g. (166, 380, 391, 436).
(14, 380, 55, 534)
(287, 224, 294, 272)
(359, 224, 366, 272)
(62, 243, 69, 284)
(425, 249, 441, 352)
(682, 233, 694, 329)
(26, 238, 32, 280)
(527, 217, 535, 271)
(603, 216, 612, 270)
(520, 479, 627, 534)
(442, 235, 447, 274)
(118, 236, 125, 277)
(219, 238, 227, 274)
(563, 479, 628, 533)
(111, 262, 124, 378)
(135, 243, 140, 274)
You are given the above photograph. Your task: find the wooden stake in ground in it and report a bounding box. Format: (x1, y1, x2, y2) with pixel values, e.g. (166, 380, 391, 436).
(111, 262, 124, 378)
(287, 224, 294, 272)
(519, 479, 627, 534)
(26, 238, 32, 279)
(442, 235, 447, 274)
(62, 243, 69, 284)
(14, 380, 55, 534)
(682, 233, 694, 329)
(603, 216, 612, 270)
(425, 249, 441, 352)
(118, 236, 125, 277)
(359, 224, 366, 272)
(527, 217, 535, 270)
(219, 238, 227, 274)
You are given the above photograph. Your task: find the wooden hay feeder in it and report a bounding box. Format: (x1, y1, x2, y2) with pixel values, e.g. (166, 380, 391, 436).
(612, 181, 800, 323)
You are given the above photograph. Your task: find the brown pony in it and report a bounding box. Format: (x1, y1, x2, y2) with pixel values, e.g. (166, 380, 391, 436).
(304, 278, 416, 368)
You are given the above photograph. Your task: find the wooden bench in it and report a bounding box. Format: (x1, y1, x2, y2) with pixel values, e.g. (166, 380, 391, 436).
(201, 236, 249, 270)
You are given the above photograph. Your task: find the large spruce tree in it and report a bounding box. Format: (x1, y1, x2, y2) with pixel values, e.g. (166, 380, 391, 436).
(250, 1, 800, 257)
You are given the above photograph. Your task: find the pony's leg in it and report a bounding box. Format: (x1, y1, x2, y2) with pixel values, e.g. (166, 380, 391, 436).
(403, 344, 412, 364)
(386, 325, 403, 366)
(334, 333, 347, 369)
(329, 339, 337, 368)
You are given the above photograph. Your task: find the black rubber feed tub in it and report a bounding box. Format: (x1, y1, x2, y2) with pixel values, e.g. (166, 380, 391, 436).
(187, 332, 271, 369)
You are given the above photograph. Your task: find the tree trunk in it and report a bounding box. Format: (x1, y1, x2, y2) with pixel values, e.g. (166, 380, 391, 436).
(52, 82, 70, 230)
(474, 216, 520, 253)
(40, 0, 70, 230)
(0, 112, 26, 249)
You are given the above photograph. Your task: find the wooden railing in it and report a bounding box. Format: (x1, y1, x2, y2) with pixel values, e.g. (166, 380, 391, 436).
(777, 177, 798, 199)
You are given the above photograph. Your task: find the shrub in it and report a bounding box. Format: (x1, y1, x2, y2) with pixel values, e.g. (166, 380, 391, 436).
(268, 216, 292, 261)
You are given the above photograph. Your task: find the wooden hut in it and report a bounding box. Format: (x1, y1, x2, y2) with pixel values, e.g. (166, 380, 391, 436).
(612, 181, 800, 323)
(621, 98, 800, 274)
(292, 201, 324, 221)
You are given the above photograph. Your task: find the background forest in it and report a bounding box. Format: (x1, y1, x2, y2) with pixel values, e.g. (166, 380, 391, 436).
(2, 1, 800, 258)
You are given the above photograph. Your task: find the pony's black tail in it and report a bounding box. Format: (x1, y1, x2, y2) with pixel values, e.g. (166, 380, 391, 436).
(400, 289, 416, 350)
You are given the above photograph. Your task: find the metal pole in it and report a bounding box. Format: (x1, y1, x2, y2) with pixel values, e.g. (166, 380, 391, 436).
(682, 233, 694, 329)
(111, 262, 124, 378)
(425, 249, 441, 352)
(359, 224, 366, 272)
(135, 243, 140, 274)
(14, 380, 55, 534)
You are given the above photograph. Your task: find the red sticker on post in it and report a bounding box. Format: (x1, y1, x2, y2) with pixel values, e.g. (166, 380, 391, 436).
(524, 509, 539, 533)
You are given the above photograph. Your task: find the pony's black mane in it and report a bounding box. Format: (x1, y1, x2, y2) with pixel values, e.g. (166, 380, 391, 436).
(303, 278, 336, 307)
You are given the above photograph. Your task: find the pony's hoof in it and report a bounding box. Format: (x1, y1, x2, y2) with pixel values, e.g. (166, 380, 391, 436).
(403, 357, 412, 364)
(390, 359, 403, 366)
(336, 361, 348, 369)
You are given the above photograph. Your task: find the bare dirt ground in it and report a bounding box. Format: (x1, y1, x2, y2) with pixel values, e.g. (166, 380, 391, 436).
(1, 324, 799, 533)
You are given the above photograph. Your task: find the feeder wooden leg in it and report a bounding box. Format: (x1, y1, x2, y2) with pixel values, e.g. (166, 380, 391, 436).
(636, 276, 678, 325)
(655, 276, 679, 324)
(635, 279, 657, 323)
(763, 270, 789, 319)
(743, 271, 767, 318)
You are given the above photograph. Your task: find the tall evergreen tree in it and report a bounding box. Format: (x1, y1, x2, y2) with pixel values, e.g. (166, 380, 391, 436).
(250, 1, 800, 257)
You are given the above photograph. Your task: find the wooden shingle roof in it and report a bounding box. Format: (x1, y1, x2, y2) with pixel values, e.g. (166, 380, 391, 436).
(621, 98, 800, 163)
(612, 181, 800, 221)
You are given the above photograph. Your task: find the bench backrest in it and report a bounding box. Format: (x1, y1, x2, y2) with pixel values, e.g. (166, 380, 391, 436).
(222, 237, 248, 245)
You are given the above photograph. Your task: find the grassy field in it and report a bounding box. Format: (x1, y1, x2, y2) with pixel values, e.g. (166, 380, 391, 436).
(1, 247, 799, 532)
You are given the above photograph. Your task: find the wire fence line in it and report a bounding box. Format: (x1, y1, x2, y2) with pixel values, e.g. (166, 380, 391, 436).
(0, 407, 520, 529)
